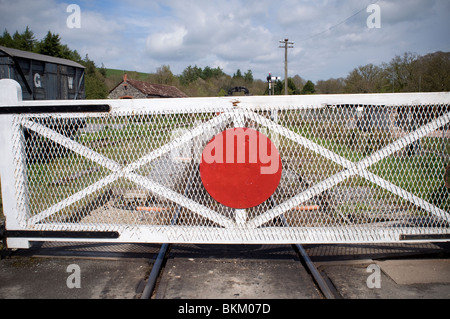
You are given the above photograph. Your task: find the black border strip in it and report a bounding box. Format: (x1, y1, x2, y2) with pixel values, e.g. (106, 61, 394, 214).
(400, 234, 450, 241)
(0, 104, 111, 114)
(5, 230, 119, 239)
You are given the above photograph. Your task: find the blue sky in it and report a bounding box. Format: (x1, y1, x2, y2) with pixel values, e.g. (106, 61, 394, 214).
(1, 0, 449, 82)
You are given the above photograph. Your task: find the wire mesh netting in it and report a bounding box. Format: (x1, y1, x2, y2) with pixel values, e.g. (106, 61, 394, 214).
(9, 102, 450, 243)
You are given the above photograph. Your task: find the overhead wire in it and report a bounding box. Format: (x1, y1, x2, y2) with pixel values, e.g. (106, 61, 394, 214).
(296, 0, 380, 43)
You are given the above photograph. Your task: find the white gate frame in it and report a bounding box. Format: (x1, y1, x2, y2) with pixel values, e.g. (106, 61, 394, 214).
(1, 79, 449, 248)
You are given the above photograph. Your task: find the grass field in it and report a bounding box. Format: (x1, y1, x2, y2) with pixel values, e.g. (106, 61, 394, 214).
(105, 68, 150, 81)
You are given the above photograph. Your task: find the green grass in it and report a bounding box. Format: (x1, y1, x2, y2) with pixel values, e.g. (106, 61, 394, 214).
(370, 153, 449, 209)
(105, 68, 150, 81)
(279, 118, 449, 211)
(22, 112, 209, 219)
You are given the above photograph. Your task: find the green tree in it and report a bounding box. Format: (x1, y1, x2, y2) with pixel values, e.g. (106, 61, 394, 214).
(81, 54, 97, 75)
(81, 55, 108, 99)
(201, 66, 213, 80)
(37, 31, 63, 57)
(0, 27, 36, 51)
(291, 75, 306, 92)
(201, 66, 225, 80)
(98, 63, 107, 77)
(211, 67, 225, 79)
(59, 44, 82, 62)
(0, 29, 14, 48)
(154, 64, 176, 85)
(12, 31, 22, 48)
(417, 51, 450, 92)
(244, 70, 253, 83)
(301, 80, 315, 94)
(179, 65, 203, 85)
(85, 73, 108, 99)
(316, 78, 346, 94)
(344, 64, 385, 93)
(383, 52, 419, 92)
(15, 26, 36, 51)
(233, 69, 243, 79)
(289, 78, 301, 94)
(22, 26, 36, 51)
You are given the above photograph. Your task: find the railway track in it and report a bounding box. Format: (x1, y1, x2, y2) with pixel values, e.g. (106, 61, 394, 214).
(135, 161, 340, 300)
(139, 242, 340, 300)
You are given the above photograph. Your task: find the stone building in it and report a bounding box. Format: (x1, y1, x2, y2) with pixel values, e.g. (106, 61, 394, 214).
(108, 74, 188, 99)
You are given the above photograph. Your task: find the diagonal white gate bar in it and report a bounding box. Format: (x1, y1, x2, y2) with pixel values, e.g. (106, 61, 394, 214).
(247, 169, 355, 229)
(27, 174, 118, 225)
(126, 173, 234, 228)
(23, 112, 235, 227)
(245, 110, 450, 228)
(122, 111, 233, 174)
(23, 119, 122, 171)
(360, 170, 450, 223)
(242, 110, 353, 169)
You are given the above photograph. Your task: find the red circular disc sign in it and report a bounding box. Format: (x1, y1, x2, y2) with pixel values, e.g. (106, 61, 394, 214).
(200, 128, 282, 209)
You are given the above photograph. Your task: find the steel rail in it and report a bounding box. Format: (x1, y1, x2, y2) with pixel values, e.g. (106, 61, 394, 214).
(293, 242, 337, 299)
(140, 165, 196, 299)
(271, 192, 337, 299)
(140, 242, 169, 299)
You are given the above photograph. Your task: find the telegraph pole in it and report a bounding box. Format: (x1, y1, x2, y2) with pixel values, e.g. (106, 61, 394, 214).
(279, 39, 294, 95)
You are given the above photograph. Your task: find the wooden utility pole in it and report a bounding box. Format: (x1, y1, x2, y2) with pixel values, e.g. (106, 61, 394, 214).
(279, 39, 294, 95)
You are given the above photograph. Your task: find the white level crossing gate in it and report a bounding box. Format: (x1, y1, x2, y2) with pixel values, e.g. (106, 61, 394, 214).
(1, 79, 449, 248)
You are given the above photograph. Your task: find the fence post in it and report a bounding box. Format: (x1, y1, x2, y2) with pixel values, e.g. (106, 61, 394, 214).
(0, 79, 30, 248)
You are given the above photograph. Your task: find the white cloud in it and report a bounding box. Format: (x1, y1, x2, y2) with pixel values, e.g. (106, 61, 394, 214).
(379, 0, 435, 25)
(277, 3, 322, 26)
(146, 26, 188, 59)
(141, 0, 277, 76)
